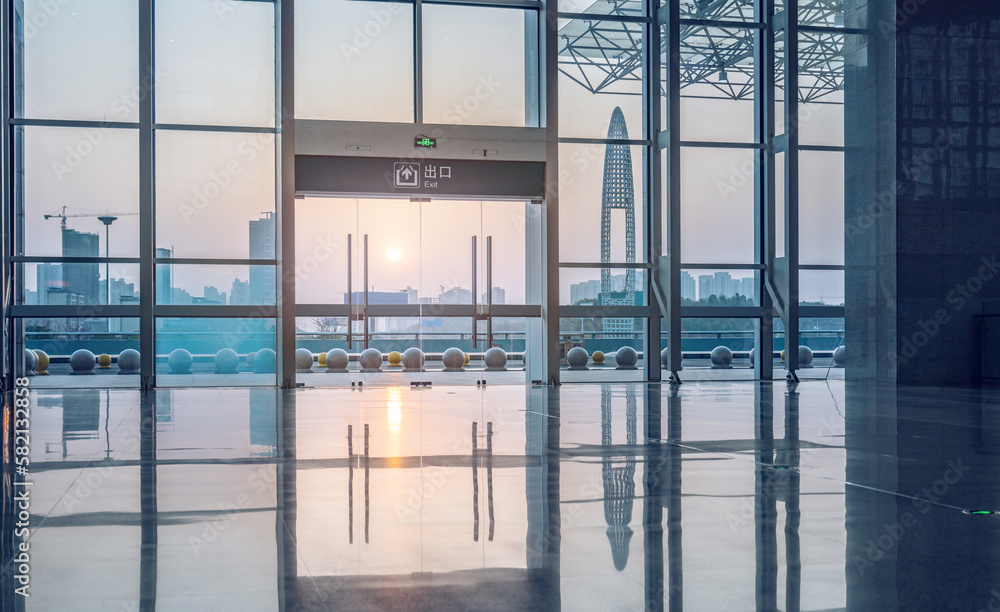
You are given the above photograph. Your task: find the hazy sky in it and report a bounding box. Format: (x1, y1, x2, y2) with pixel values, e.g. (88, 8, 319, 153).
(19, 0, 845, 305)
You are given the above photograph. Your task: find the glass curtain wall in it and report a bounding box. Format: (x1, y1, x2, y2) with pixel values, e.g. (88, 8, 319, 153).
(8, 0, 280, 387)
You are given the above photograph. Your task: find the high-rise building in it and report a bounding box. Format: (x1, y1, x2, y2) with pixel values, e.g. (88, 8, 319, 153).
(681, 271, 696, 301)
(249, 212, 276, 305)
(570, 279, 601, 304)
(601, 108, 636, 337)
(230, 279, 250, 305)
(61, 228, 99, 304)
(155, 247, 173, 304)
(738, 276, 755, 300)
(481, 287, 505, 305)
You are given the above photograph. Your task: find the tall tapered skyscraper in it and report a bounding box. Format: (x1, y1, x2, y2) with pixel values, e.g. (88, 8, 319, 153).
(601, 107, 636, 337)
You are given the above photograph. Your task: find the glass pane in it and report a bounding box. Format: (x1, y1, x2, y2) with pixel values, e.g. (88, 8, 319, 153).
(680, 317, 756, 380)
(558, 317, 645, 382)
(560, 268, 647, 306)
(22, 317, 141, 387)
(677, 26, 756, 143)
(155, 131, 276, 259)
(558, 20, 642, 139)
(422, 5, 527, 126)
(679, 147, 756, 264)
(23, 262, 140, 306)
(156, 0, 275, 127)
(155, 264, 273, 305)
(17, 0, 139, 121)
(681, 268, 756, 305)
(482, 201, 541, 305)
(296, 197, 357, 304)
(559, 143, 646, 262)
(420, 200, 480, 304)
(681, 0, 756, 21)
(800, 151, 844, 265)
(17, 126, 139, 257)
(296, 0, 414, 122)
(799, 270, 844, 305)
(155, 317, 276, 386)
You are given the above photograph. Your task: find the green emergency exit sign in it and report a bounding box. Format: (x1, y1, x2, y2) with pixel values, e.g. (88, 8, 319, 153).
(414, 136, 436, 148)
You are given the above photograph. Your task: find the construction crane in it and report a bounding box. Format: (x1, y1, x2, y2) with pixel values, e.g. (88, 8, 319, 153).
(44, 206, 137, 230)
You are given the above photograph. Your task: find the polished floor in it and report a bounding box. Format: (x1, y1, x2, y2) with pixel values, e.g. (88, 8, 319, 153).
(3, 381, 1000, 611)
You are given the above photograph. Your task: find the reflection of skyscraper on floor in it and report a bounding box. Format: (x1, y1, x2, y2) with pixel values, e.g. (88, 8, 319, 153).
(249, 212, 276, 305)
(62, 228, 99, 304)
(601, 107, 636, 337)
(601, 384, 636, 571)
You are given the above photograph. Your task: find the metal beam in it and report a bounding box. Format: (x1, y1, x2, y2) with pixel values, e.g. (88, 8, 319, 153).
(662, 0, 682, 383)
(643, 0, 663, 382)
(276, 0, 297, 388)
(138, 0, 155, 390)
(754, 0, 775, 381)
(543, 0, 560, 384)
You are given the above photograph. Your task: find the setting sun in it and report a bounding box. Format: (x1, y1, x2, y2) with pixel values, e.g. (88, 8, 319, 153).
(386, 247, 401, 262)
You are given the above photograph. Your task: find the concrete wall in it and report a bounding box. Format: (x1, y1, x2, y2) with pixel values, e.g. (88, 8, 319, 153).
(846, 0, 1000, 384)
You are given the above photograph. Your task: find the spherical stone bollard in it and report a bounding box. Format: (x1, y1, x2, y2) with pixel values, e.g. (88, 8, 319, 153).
(567, 347, 589, 370)
(592, 350, 606, 366)
(117, 349, 140, 374)
(661, 347, 669, 369)
(442, 347, 466, 372)
(464, 352, 471, 366)
(798, 345, 814, 368)
(254, 348, 276, 374)
(360, 348, 383, 372)
(833, 345, 846, 367)
(780, 349, 786, 363)
(215, 348, 240, 374)
(295, 348, 315, 373)
(97, 353, 112, 369)
(318, 351, 327, 367)
(23, 348, 38, 375)
(749, 347, 756, 366)
(387, 351, 402, 368)
(69, 349, 96, 375)
(325, 349, 350, 373)
(246, 351, 257, 367)
(34, 349, 50, 375)
(402, 347, 425, 372)
(168, 348, 193, 375)
(615, 346, 639, 370)
(710, 346, 734, 368)
(484, 347, 508, 371)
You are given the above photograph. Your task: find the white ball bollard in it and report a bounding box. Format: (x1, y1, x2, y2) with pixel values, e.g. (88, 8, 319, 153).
(749, 347, 756, 367)
(484, 347, 508, 371)
(401, 347, 425, 372)
(168, 348, 193, 374)
(118, 349, 140, 374)
(710, 346, 734, 369)
(245, 351, 257, 368)
(69, 349, 97, 375)
(254, 348, 276, 373)
(295, 348, 315, 373)
(441, 347, 466, 372)
(360, 348, 383, 373)
(325, 348, 350, 373)
(566, 347, 589, 371)
(661, 346, 669, 369)
(615, 346, 639, 370)
(833, 345, 845, 367)
(798, 345, 814, 368)
(23, 348, 38, 376)
(215, 348, 240, 374)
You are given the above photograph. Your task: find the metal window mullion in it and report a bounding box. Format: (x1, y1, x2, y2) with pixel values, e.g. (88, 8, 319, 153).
(783, 0, 799, 376)
(277, 0, 296, 388)
(2, 0, 14, 385)
(643, 0, 662, 382)
(414, 0, 423, 123)
(139, 0, 155, 390)
(754, 0, 774, 381)
(662, 0, 682, 383)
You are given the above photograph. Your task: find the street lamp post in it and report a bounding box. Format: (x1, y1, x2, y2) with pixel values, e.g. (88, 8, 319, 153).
(98, 216, 117, 306)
